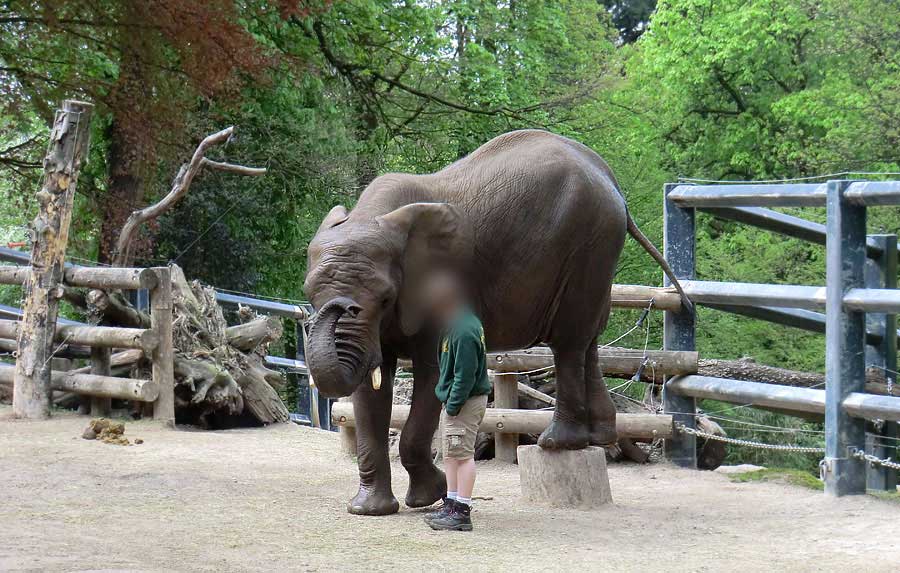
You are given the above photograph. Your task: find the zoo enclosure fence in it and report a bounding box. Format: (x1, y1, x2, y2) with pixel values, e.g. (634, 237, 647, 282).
(662, 179, 900, 496)
(0, 245, 326, 428)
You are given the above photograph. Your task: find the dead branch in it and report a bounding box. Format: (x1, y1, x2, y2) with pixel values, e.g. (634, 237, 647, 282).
(112, 126, 266, 266)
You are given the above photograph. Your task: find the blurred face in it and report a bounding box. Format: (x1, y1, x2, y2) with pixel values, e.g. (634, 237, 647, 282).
(424, 272, 465, 328)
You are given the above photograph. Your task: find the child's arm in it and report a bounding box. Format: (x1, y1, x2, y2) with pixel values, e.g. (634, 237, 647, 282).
(445, 333, 480, 416)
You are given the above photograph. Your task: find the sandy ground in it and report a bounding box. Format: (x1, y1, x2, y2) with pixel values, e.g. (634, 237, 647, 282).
(2, 407, 899, 572)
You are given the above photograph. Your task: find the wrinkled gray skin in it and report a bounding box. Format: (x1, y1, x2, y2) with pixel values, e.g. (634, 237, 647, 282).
(304, 130, 688, 516)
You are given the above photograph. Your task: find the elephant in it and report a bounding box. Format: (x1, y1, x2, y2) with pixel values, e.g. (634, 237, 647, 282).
(303, 130, 689, 516)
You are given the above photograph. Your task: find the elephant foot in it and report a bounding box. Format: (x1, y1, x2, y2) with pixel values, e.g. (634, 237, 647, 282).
(348, 486, 400, 516)
(589, 422, 618, 447)
(404, 464, 447, 508)
(538, 419, 589, 450)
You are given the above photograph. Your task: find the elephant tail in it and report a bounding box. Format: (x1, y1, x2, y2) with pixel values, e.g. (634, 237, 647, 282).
(625, 212, 694, 314)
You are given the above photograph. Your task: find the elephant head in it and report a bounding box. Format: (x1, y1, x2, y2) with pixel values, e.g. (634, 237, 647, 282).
(303, 201, 472, 398)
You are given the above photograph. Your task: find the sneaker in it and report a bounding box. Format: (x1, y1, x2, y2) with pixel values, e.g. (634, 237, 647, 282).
(428, 501, 472, 531)
(423, 497, 455, 523)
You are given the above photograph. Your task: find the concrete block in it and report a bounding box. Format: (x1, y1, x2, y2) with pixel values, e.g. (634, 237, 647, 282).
(517, 445, 612, 508)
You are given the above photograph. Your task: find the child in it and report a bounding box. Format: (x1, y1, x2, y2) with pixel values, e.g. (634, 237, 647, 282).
(423, 272, 491, 532)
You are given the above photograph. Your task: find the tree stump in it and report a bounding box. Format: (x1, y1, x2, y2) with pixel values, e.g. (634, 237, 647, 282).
(517, 445, 612, 508)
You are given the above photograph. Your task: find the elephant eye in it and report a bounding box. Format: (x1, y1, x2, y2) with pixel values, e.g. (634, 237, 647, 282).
(381, 295, 392, 309)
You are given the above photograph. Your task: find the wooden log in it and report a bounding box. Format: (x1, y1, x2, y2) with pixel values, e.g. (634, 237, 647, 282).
(70, 349, 144, 375)
(13, 99, 93, 419)
(492, 372, 519, 462)
(611, 284, 682, 311)
(331, 402, 673, 439)
(488, 347, 699, 378)
(616, 438, 651, 463)
(173, 355, 243, 413)
(0, 319, 157, 352)
(518, 382, 556, 406)
(150, 267, 175, 426)
(518, 445, 612, 508)
(338, 396, 357, 455)
(235, 354, 290, 424)
(226, 316, 283, 352)
(0, 265, 157, 290)
(86, 289, 150, 328)
(0, 337, 91, 359)
(64, 266, 157, 290)
(0, 364, 157, 401)
(90, 347, 112, 416)
(0, 265, 30, 285)
(56, 324, 158, 352)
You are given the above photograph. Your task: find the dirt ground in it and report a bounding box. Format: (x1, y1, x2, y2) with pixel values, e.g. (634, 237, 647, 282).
(2, 407, 899, 572)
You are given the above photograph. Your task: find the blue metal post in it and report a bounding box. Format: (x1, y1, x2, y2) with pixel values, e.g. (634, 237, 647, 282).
(663, 183, 697, 467)
(295, 317, 331, 431)
(294, 320, 312, 422)
(864, 234, 898, 491)
(824, 180, 868, 496)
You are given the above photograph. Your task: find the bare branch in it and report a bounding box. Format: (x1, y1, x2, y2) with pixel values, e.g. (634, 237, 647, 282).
(201, 158, 267, 176)
(112, 126, 266, 267)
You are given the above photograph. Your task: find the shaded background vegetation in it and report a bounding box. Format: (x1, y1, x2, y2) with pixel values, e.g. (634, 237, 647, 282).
(2, 0, 900, 468)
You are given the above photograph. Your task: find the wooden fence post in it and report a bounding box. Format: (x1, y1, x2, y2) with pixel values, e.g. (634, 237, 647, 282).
(13, 100, 93, 419)
(150, 267, 175, 427)
(90, 347, 112, 416)
(492, 372, 519, 462)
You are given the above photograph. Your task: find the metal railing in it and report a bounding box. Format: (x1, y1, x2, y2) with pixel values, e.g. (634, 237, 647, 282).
(663, 179, 900, 495)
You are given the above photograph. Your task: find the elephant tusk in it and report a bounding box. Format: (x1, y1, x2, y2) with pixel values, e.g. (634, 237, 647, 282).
(371, 367, 382, 390)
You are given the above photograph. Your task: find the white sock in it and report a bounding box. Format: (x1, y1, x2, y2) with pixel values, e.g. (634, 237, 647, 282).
(456, 496, 471, 507)
(447, 491, 458, 500)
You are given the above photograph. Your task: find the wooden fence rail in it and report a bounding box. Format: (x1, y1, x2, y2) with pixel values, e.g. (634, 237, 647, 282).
(331, 402, 673, 440)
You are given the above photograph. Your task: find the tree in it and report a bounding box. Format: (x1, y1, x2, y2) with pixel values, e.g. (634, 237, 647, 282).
(0, 0, 324, 263)
(634, 0, 900, 179)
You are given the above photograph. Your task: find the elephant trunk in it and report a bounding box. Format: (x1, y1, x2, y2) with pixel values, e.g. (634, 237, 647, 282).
(306, 296, 367, 398)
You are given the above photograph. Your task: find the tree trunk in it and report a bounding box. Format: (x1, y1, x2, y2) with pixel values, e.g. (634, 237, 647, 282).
(98, 37, 150, 265)
(13, 100, 93, 419)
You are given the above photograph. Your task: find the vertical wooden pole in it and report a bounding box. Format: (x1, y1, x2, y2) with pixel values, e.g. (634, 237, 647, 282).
(663, 182, 697, 468)
(864, 234, 897, 491)
(824, 180, 867, 496)
(90, 347, 112, 417)
(13, 100, 93, 419)
(150, 267, 175, 427)
(492, 372, 519, 462)
(338, 396, 357, 455)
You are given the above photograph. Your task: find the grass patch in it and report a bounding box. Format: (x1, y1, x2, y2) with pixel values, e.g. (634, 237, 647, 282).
(869, 491, 900, 504)
(728, 468, 823, 490)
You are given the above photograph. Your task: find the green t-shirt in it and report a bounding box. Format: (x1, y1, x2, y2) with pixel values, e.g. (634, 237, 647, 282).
(435, 309, 491, 416)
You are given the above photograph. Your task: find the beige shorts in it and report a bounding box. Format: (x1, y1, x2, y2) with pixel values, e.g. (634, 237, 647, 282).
(441, 394, 488, 460)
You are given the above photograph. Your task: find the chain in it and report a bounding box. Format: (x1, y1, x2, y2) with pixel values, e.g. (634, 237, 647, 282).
(675, 423, 825, 454)
(851, 449, 900, 471)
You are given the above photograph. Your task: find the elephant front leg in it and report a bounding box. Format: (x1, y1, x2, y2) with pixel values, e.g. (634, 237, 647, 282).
(538, 347, 590, 450)
(400, 350, 446, 508)
(348, 357, 399, 516)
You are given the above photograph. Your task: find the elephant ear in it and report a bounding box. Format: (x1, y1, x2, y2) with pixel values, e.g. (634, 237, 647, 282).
(317, 205, 349, 233)
(376, 202, 473, 336)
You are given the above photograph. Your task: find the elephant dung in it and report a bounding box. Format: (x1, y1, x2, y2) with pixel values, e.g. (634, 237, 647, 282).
(517, 445, 612, 508)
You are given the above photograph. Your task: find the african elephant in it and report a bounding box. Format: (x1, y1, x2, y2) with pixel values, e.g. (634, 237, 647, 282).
(304, 130, 688, 516)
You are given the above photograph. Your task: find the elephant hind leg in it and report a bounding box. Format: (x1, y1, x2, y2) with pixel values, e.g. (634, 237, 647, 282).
(537, 345, 590, 450)
(586, 343, 617, 446)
